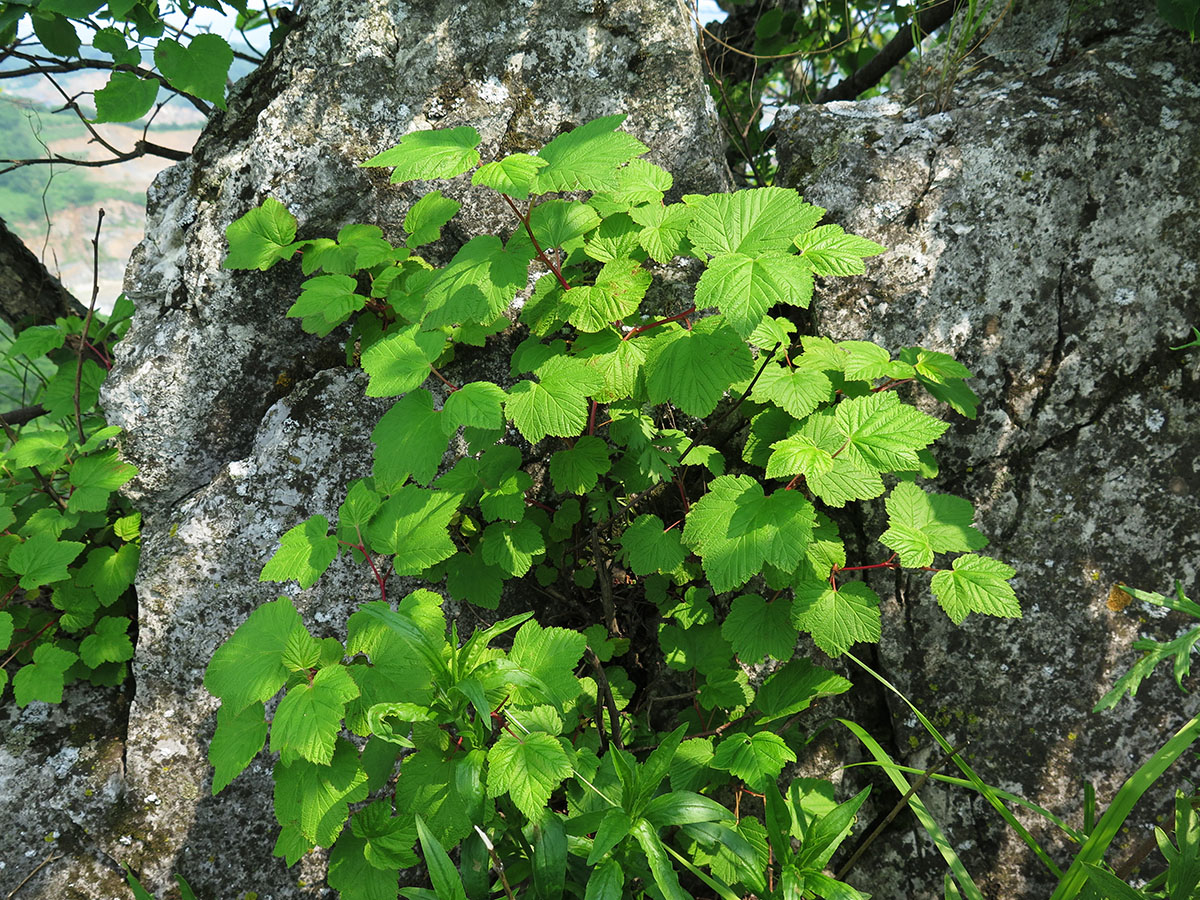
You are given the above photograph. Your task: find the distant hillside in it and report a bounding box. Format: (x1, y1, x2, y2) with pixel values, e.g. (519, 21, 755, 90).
(0, 94, 200, 311)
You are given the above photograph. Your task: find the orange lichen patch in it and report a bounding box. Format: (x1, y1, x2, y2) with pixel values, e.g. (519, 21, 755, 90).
(1107, 584, 1132, 612)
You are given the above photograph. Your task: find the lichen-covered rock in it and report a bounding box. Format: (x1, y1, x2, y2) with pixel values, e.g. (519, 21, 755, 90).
(0, 1, 726, 897)
(776, 1, 1200, 896)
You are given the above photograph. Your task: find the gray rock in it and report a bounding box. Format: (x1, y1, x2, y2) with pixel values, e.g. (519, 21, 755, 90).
(0, 0, 727, 897)
(776, 1, 1200, 896)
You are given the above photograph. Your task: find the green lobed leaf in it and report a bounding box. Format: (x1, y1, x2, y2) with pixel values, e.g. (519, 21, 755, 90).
(362, 126, 482, 183)
(620, 514, 686, 576)
(154, 34, 232, 108)
(441, 381, 506, 434)
(752, 361, 833, 420)
(754, 658, 853, 725)
(273, 739, 368, 847)
(879, 482, 987, 568)
(209, 701, 268, 794)
(791, 580, 882, 657)
(562, 257, 652, 332)
(404, 190, 461, 248)
(365, 486, 459, 574)
(480, 519, 544, 577)
(79, 615, 133, 667)
(687, 188, 824, 257)
(835, 391, 949, 473)
(694, 251, 814, 339)
(287, 274, 366, 336)
(525, 198, 601, 251)
(272, 664, 361, 766)
(360, 324, 444, 397)
(533, 115, 649, 193)
(423, 235, 532, 328)
(642, 319, 755, 418)
(793, 224, 887, 276)
(371, 390, 446, 489)
(487, 729, 573, 822)
(260, 515, 338, 589)
(204, 597, 305, 712)
(444, 551, 505, 609)
(508, 619, 588, 710)
(13, 643, 77, 706)
(0, 611, 12, 651)
(630, 202, 693, 263)
(328, 828, 403, 900)
(721, 594, 797, 663)
(223, 198, 300, 271)
(9, 533, 84, 590)
(682, 475, 815, 593)
(504, 375, 591, 444)
(549, 435, 611, 494)
(67, 449, 137, 513)
(931, 554, 1020, 625)
(710, 731, 797, 790)
(6, 325, 65, 360)
(72, 545, 137, 607)
(471, 152, 548, 199)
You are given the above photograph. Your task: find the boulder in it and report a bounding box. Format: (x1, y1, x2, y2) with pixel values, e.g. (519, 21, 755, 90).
(775, 0, 1200, 895)
(0, 0, 726, 896)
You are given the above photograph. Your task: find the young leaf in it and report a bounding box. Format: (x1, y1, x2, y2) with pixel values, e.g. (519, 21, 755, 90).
(404, 190, 461, 249)
(879, 482, 988, 568)
(12, 643, 77, 706)
(260, 515, 338, 589)
(223, 198, 299, 270)
(371, 390, 446, 489)
(642, 320, 755, 418)
(562, 257, 652, 332)
(549, 435, 611, 494)
(752, 362, 833, 420)
(287, 274, 367, 336)
(472, 152, 548, 199)
(793, 224, 887, 276)
(620, 514, 686, 576)
(204, 597, 305, 712)
(154, 34, 232, 107)
(711, 731, 797, 790)
(630, 202, 693, 263)
(67, 449, 137, 512)
(931, 554, 1020, 624)
(362, 126, 482, 183)
(682, 475, 815, 593)
(365, 487, 459, 574)
(721, 594, 797, 663)
(533, 115, 649, 193)
(9, 533, 84, 590)
(694, 251, 814, 339)
(79, 615, 134, 667)
(688, 188, 824, 257)
(209, 701, 268, 794)
(835, 392, 949, 473)
(360, 324, 445, 398)
(273, 740, 368, 847)
(75, 544, 139, 606)
(790, 580, 882, 657)
(487, 730, 573, 822)
(480, 519, 544, 577)
(272, 665, 360, 766)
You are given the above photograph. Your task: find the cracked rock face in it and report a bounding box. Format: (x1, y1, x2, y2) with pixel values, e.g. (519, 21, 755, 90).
(776, 1, 1199, 896)
(0, 1, 726, 897)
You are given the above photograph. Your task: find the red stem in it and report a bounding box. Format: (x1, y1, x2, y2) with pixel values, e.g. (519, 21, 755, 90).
(340, 534, 388, 604)
(622, 305, 695, 341)
(502, 194, 571, 291)
(430, 365, 459, 392)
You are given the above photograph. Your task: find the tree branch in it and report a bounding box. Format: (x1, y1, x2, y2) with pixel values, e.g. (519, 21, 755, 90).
(0, 218, 87, 329)
(816, 0, 966, 103)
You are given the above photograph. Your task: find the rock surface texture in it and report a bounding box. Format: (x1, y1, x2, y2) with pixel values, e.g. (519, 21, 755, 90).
(0, 0, 726, 897)
(776, 1, 1200, 896)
